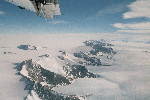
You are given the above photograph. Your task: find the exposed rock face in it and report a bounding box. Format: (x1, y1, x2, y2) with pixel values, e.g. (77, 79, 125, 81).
(84, 40, 116, 61)
(74, 51, 102, 66)
(84, 40, 114, 47)
(4, 52, 17, 54)
(58, 40, 116, 66)
(17, 44, 37, 50)
(30, 83, 81, 100)
(64, 64, 96, 80)
(84, 40, 116, 55)
(20, 59, 70, 87)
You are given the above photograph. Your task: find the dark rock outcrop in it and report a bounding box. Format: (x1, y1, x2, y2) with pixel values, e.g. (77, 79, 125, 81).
(84, 40, 116, 55)
(84, 40, 114, 47)
(64, 64, 96, 79)
(74, 51, 102, 66)
(17, 44, 37, 50)
(20, 59, 70, 87)
(58, 40, 116, 66)
(31, 83, 80, 100)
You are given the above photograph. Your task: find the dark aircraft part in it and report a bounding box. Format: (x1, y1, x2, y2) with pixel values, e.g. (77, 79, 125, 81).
(6, 0, 61, 19)
(30, 0, 58, 5)
(35, 1, 41, 10)
(30, 0, 44, 5)
(18, 6, 25, 9)
(45, 0, 58, 4)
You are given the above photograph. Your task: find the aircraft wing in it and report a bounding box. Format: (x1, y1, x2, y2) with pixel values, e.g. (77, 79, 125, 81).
(54, 4, 61, 15)
(5, 0, 61, 19)
(42, 3, 61, 19)
(5, 0, 36, 12)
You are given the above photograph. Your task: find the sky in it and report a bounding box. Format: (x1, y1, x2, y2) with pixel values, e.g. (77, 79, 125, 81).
(0, 0, 150, 34)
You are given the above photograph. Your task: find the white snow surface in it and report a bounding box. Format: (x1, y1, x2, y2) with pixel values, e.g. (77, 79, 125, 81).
(20, 65, 29, 77)
(52, 78, 121, 96)
(36, 56, 66, 75)
(0, 33, 150, 100)
(26, 90, 42, 100)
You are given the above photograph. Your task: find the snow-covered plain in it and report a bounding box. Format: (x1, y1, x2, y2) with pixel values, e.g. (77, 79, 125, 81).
(0, 33, 150, 100)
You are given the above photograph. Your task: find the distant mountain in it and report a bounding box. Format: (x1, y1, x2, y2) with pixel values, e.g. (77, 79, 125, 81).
(18, 40, 116, 100)
(17, 44, 38, 50)
(58, 40, 116, 66)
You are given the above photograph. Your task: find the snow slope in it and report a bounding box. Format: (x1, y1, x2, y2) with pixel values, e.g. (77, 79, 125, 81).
(36, 56, 66, 76)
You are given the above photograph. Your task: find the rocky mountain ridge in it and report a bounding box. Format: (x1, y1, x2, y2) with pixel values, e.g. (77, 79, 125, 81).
(17, 40, 116, 100)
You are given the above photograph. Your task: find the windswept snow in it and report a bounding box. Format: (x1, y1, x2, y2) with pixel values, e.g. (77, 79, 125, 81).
(36, 56, 66, 76)
(52, 78, 121, 96)
(20, 65, 29, 77)
(26, 90, 42, 100)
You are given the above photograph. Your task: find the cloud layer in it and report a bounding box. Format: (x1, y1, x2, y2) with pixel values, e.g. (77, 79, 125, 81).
(113, 22, 150, 30)
(117, 30, 150, 33)
(98, 4, 127, 16)
(113, 0, 150, 33)
(123, 0, 150, 19)
(49, 20, 68, 24)
(87, 3, 127, 20)
(0, 11, 5, 14)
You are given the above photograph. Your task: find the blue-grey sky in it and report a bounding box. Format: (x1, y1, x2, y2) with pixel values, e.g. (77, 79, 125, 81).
(0, 0, 150, 34)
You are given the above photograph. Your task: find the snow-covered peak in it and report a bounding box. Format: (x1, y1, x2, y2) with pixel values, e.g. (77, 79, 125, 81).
(36, 56, 66, 76)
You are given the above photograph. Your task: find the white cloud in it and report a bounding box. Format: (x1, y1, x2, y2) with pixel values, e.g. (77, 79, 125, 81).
(49, 20, 68, 24)
(112, 23, 127, 29)
(123, 0, 150, 19)
(0, 11, 5, 14)
(113, 22, 150, 30)
(98, 4, 127, 16)
(113, 0, 150, 33)
(117, 30, 150, 33)
(87, 4, 127, 20)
